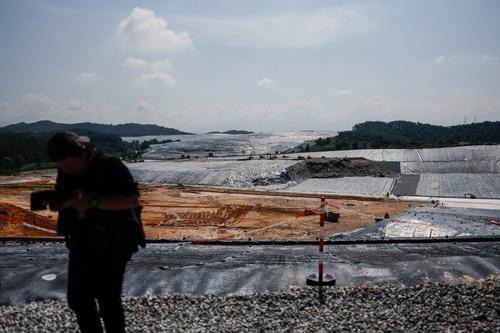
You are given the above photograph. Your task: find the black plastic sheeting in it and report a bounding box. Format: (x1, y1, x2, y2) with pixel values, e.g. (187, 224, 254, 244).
(1, 241, 499, 305)
(376, 161, 401, 174)
(392, 174, 420, 196)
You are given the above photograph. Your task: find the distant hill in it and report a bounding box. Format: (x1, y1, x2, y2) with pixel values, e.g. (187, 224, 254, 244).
(0, 129, 177, 175)
(0, 130, 121, 174)
(0, 120, 192, 136)
(290, 120, 500, 152)
(207, 130, 254, 135)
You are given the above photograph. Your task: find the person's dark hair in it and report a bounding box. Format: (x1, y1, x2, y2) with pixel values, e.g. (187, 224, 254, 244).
(47, 131, 93, 162)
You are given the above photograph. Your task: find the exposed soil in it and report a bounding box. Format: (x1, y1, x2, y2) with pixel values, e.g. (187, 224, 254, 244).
(0, 202, 57, 237)
(0, 174, 414, 240)
(144, 186, 414, 240)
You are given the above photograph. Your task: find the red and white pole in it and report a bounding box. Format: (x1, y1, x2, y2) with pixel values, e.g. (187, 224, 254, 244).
(306, 196, 336, 286)
(318, 196, 325, 283)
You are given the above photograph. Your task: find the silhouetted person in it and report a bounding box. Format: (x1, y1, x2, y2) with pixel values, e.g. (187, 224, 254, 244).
(47, 131, 144, 333)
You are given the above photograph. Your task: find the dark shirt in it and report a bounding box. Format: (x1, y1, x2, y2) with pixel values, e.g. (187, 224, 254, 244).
(56, 152, 143, 254)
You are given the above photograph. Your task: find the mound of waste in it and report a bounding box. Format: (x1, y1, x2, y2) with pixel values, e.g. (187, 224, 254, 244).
(283, 158, 398, 182)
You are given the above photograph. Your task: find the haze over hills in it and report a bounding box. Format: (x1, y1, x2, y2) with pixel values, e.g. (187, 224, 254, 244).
(0, 120, 192, 137)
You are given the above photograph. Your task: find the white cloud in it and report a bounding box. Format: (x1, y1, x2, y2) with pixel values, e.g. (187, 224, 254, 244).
(434, 53, 498, 65)
(116, 7, 193, 53)
(314, 91, 500, 129)
(122, 57, 172, 72)
(0, 94, 135, 124)
(133, 72, 175, 87)
(76, 72, 99, 83)
(67, 99, 87, 111)
(137, 100, 152, 112)
(122, 57, 175, 87)
(157, 98, 327, 132)
(476, 54, 497, 62)
(0, 93, 59, 123)
(333, 89, 353, 97)
(21, 93, 57, 107)
(149, 59, 172, 72)
(276, 99, 326, 122)
(20, 93, 59, 119)
(434, 55, 446, 64)
(122, 57, 148, 70)
(179, 5, 377, 48)
(159, 89, 500, 132)
(256, 78, 276, 91)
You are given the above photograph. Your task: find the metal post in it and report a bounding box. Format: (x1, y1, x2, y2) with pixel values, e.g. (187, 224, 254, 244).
(307, 196, 336, 286)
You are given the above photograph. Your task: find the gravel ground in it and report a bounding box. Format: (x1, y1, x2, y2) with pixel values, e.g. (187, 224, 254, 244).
(1, 277, 498, 332)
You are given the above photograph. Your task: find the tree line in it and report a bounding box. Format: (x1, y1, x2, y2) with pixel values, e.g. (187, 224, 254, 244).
(294, 120, 500, 152)
(0, 131, 174, 175)
(0, 120, 192, 136)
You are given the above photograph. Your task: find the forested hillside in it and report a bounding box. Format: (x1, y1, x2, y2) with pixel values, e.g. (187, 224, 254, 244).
(0, 120, 192, 136)
(0, 131, 173, 175)
(291, 121, 500, 152)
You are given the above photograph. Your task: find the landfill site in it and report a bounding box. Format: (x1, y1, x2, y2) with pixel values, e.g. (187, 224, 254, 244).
(1, 141, 499, 331)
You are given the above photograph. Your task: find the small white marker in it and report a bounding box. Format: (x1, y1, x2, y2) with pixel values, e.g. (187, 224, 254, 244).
(41, 273, 57, 281)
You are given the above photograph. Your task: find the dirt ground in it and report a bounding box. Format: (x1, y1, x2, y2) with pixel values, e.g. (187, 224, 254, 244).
(0, 173, 415, 240)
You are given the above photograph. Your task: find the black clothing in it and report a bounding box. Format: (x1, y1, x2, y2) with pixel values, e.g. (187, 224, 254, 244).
(67, 249, 129, 333)
(55, 153, 143, 333)
(56, 153, 144, 254)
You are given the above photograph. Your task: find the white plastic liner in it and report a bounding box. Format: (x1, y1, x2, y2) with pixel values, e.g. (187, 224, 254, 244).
(123, 130, 336, 158)
(128, 160, 296, 187)
(285, 177, 395, 197)
(288, 145, 500, 174)
(415, 173, 500, 198)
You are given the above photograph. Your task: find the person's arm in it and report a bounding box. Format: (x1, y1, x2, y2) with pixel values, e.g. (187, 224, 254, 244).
(62, 157, 140, 212)
(91, 193, 139, 211)
(62, 191, 139, 211)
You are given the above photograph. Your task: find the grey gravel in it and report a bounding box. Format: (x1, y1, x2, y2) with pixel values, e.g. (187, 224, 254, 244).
(1, 277, 499, 332)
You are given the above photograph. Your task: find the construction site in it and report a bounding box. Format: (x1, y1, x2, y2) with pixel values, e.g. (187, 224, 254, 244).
(1, 143, 499, 331)
(0, 170, 413, 241)
(2, 1, 500, 329)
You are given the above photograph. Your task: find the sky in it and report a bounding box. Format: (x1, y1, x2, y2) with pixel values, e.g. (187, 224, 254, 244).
(0, 0, 499, 133)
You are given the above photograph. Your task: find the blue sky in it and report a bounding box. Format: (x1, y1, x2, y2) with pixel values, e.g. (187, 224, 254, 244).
(1, 0, 499, 132)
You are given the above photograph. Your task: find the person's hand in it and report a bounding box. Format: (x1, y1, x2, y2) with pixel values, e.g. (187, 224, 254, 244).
(62, 190, 90, 218)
